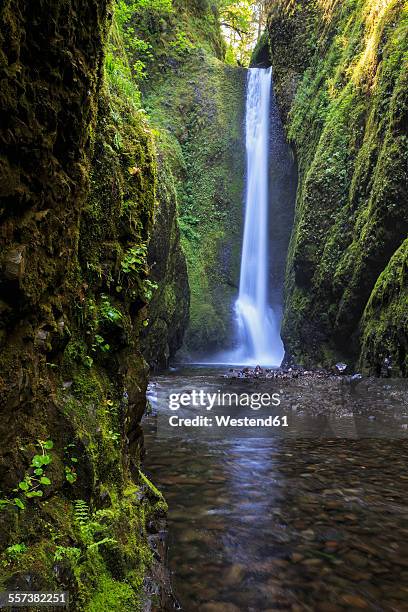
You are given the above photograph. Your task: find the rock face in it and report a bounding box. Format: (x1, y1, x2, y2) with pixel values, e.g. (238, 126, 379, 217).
(0, 1, 174, 607)
(265, 0, 408, 375)
(158, 58, 246, 358)
(360, 238, 408, 376)
(142, 160, 190, 370)
(132, 0, 247, 359)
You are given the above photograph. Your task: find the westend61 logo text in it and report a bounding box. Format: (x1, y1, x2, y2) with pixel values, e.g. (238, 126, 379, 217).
(168, 390, 281, 411)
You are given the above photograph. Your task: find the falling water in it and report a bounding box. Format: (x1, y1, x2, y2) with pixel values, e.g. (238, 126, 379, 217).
(195, 66, 291, 367)
(233, 67, 284, 366)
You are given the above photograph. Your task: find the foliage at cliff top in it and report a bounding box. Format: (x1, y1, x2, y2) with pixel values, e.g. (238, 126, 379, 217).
(113, 0, 268, 77)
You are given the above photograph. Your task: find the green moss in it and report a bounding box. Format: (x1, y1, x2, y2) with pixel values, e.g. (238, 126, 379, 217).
(268, 0, 408, 372)
(360, 239, 408, 376)
(86, 575, 136, 612)
(125, 0, 226, 75)
(140, 155, 189, 368)
(138, 470, 164, 501)
(0, 4, 168, 608)
(143, 51, 246, 354)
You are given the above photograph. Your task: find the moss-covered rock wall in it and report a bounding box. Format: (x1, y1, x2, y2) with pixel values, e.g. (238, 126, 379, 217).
(265, 0, 408, 375)
(146, 58, 246, 356)
(0, 2, 173, 608)
(142, 159, 190, 370)
(130, 0, 246, 358)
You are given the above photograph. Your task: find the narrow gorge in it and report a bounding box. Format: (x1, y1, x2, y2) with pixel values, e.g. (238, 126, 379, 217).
(0, 0, 407, 610)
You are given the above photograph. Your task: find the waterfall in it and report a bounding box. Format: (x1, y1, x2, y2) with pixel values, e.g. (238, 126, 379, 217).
(196, 66, 292, 368)
(233, 67, 284, 366)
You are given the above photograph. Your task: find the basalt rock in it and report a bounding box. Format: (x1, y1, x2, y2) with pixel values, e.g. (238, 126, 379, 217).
(141, 160, 190, 370)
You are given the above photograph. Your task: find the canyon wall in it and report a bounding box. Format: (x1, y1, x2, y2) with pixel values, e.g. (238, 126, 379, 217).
(0, 2, 174, 607)
(262, 0, 407, 375)
(134, 0, 247, 357)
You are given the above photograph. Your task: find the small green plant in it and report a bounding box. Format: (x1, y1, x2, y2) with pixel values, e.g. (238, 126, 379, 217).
(100, 294, 123, 323)
(74, 499, 94, 546)
(105, 51, 142, 108)
(105, 398, 118, 415)
(106, 429, 121, 444)
(65, 467, 77, 484)
(17, 439, 53, 502)
(0, 496, 24, 511)
(54, 546, 81, 566)
(93, 334, 110, 353)
(142, 279, 158, 302)
(179, 214, 200, 241)
(120, 244, 148, 275)
(5, 543, 27, 562)
(74, 500, 90, 527)
(0, 440, 53, 511)
(87, 537, 118, 551)
(73, 499, 117, 550)
(83, 355, 94, 368)
(169, 31, 195, 54)
(64, 443, 78, 485)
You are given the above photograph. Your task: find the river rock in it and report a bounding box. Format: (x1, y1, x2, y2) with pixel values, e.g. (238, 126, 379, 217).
(340, 594, 369, 608)
(223, 564, 246, 586)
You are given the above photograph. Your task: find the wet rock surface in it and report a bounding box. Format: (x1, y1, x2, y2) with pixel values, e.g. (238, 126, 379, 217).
(225, 365, 334, 380)
(144, 367, 408, 611)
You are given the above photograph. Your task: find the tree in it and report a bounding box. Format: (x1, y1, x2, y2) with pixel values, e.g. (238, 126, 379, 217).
(218, 1, 269, 65)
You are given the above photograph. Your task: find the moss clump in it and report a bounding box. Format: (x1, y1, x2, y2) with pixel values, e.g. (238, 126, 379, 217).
(86, 576, 135, 612)
(267, 0, 408, 372)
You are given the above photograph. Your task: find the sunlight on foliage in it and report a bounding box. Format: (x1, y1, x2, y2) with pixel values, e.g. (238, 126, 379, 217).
(219, 1, 268, 65)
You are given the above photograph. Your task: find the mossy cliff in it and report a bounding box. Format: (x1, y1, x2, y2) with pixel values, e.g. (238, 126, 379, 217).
(141, 158, 189, 370)
(0, 2, 173, 608)
(263, 0, 408, 375)
(131, 0, 246, 357)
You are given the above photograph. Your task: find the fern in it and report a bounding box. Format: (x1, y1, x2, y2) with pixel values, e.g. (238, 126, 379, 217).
(87, 537, 117, 551)
(74, 499, 90, 526)
(73, 499, 116, 550)
(54, 546, 81, 566)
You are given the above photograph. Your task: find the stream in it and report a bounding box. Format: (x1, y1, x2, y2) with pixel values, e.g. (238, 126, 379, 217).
(143, 366, 408, 611)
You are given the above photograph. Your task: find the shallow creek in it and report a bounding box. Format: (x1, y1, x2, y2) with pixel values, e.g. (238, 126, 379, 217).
(143, 367, 408, 611)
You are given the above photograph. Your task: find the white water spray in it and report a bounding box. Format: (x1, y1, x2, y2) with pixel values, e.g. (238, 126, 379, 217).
(233, 67, 284, 366)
